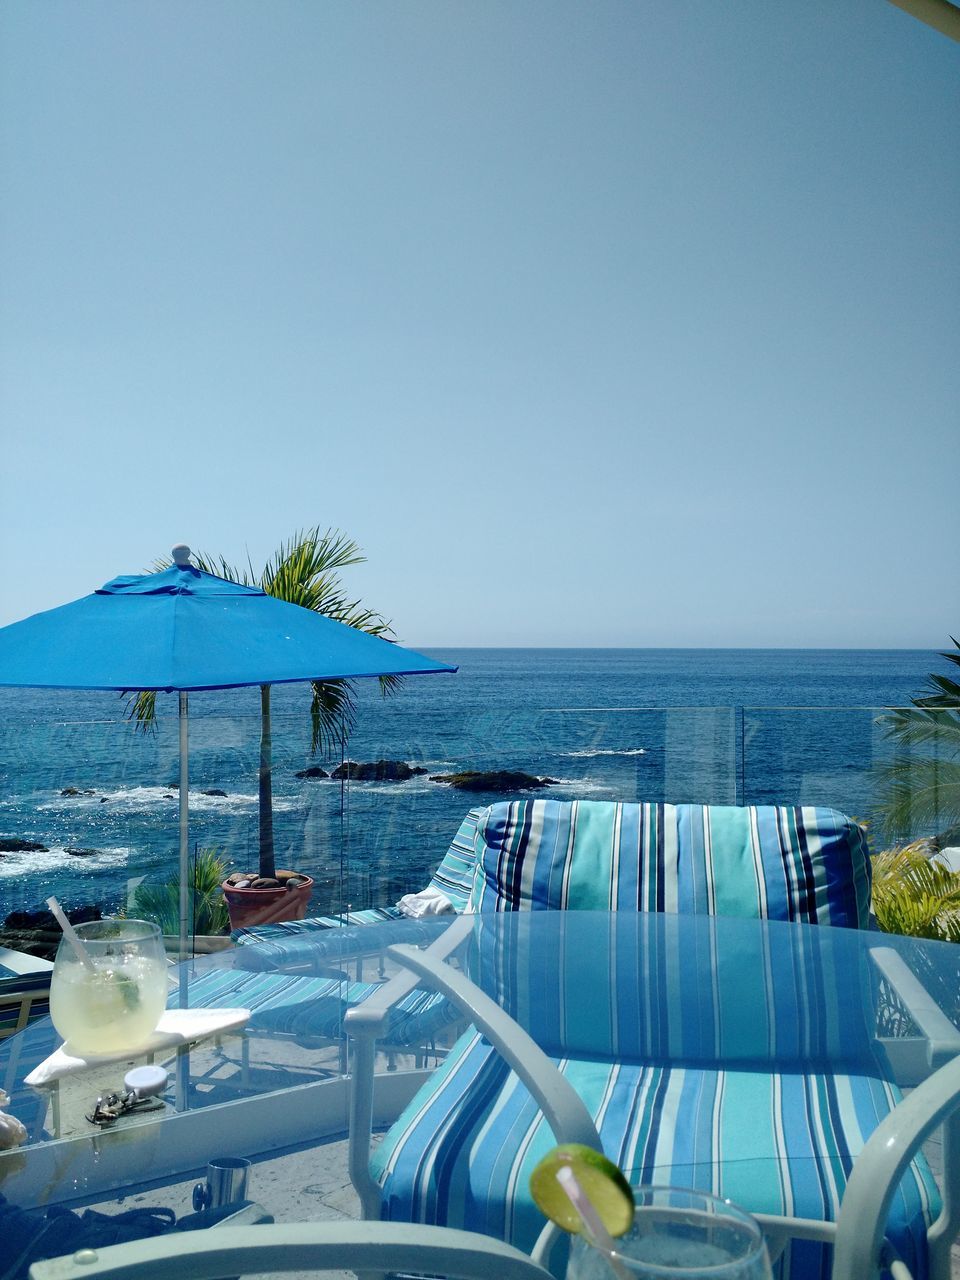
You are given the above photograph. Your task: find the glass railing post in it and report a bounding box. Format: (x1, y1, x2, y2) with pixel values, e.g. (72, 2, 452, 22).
(735, 705, 745, 806)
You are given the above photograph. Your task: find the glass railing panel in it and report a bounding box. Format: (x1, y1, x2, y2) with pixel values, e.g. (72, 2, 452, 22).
(742, 705, 959, 846)
(331, 705, 741, 909)
(1, 698, 956, 926)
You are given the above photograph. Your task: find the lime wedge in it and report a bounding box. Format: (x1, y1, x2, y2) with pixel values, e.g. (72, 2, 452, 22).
(529, 1143, 634, 1237)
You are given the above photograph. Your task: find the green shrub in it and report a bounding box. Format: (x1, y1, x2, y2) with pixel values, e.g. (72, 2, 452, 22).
(871, 841, 960, 942)
(132, 847, 231, 936)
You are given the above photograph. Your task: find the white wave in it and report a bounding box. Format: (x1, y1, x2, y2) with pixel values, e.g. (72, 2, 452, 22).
(562, 748, 646, 758)
(542, 777, 616, 796)
(38, 785, 299, 814)
(0, 844, 132, 878)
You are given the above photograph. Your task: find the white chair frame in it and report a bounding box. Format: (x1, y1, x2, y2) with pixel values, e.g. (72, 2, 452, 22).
(28, 1221, 555, 1280)
(345, 919, 960, 1280)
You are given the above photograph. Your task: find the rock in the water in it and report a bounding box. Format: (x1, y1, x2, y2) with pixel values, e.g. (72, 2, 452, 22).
(332, 759, 428, 783)
(294, 766, 329, 780)
(65, 847, 99, 858)
(60, 787, 81, 797)
(0, 837, 48, 853)
(3, 904, 102, 932)
(429, 771, 558, 793)
(202, 788, 228, 798)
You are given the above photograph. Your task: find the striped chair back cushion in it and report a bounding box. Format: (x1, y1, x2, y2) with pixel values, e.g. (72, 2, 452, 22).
(423, 807, 483, 912)
(468, 800, 871, 927)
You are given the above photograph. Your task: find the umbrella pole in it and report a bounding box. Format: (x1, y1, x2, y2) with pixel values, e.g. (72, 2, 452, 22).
(178, 691, 190, 963)
(176, 692, 190, 1111)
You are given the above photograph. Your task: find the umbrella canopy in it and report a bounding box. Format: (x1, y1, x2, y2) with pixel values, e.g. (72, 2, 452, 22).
(0, 559, 455, 691)
(0, 549, 456, 960)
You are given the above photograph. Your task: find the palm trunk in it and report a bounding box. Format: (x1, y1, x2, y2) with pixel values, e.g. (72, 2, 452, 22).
(258, 683, 276, 880)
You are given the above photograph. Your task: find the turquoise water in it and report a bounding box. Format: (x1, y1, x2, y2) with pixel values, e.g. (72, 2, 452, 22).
(0, 647, 947, 916)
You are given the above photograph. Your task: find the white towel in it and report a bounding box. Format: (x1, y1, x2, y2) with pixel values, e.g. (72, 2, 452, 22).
(25, 1007, 250, 1087)
(397, 888, 455, 919)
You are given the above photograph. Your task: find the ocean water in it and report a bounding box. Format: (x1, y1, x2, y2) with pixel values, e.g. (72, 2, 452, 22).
(0, 648, 948, 918)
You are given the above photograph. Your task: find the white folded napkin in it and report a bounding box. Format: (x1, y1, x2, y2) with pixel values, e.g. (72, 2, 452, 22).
(397, 888, 455, 919)
(25, 1007, 250, 1087)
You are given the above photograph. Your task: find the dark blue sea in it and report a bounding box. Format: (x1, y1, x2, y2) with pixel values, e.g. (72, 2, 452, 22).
(0, 648, 950, 918)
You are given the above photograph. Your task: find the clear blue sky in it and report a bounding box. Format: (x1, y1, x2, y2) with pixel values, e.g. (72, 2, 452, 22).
(1, 1, 956, 647)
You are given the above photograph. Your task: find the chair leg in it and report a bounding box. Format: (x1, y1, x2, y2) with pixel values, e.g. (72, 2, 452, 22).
(926, 1106, 960, 1280)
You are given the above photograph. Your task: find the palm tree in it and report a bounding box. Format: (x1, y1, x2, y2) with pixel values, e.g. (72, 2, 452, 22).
(875, 639, 960, 842)
(130, 528, 400, 880)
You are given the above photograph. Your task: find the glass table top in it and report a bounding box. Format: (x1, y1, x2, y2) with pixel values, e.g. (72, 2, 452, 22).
(0, 912, 957, 1213)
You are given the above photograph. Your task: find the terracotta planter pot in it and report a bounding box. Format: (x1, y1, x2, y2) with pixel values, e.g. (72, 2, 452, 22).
(222, 873, 314, 931)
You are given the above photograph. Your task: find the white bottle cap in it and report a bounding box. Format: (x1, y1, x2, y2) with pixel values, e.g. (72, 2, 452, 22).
(124, 1064, 168, 1099)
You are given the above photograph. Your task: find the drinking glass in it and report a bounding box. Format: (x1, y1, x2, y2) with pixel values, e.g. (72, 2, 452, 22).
(49, 918, 169, 1055)
(568, 1187, 772, 1280)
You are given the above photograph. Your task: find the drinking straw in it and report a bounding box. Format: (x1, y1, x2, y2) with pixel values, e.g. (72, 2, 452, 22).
(45, 896, 96, 972)
(556, 1166, 634, 1280)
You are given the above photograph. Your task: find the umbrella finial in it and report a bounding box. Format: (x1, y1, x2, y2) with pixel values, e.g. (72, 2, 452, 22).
(171, 545, 192, 566)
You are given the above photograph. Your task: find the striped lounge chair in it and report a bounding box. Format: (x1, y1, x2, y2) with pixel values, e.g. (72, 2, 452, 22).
(0, 970, 52, 1043)
(183, 964, 462, 1076)
(349, 800, 956, 1280)
(221, 813, 484, 1065)
(231, 808, 482, 974)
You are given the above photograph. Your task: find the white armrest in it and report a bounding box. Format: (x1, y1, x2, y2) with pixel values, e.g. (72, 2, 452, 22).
(344, 915, 474, 1037)
(29, 1221, 554, 1280)
(870, 946, 960, 1068)
(345, 916, 478, 1217)
(833, 1053, 960, 1280)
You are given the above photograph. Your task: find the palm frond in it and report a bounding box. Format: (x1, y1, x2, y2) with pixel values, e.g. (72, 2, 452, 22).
(262, 529, 365, 608)
(379, 673, 404, 699)
(915, 670, 960, 708)
(309, 679, 359, 756)
(124, 689, 159, 734)
(880, 706, 960, 749)
(871, 842, 960, 941)
(189, 551, 254, 586)
(872, 758, 960, 836)
(873, 640, 960, 841)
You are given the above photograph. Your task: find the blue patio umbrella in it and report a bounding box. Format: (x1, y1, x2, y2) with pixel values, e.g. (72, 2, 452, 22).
(0, 546, 457, 957)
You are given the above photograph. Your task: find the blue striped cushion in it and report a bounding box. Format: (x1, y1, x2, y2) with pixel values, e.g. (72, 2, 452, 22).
(468, 801, 871, 927)
(424, 808, 483, 911)
(232, 915, 446, 974)
(373, 1031, 940, 1279)
(470, 914, 879, 1069)
(184, 966, 460, 1048)
(233, 905, 404, 950)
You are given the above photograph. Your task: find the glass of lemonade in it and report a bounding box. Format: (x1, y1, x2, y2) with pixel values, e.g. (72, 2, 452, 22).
(50, 918, 169, 1055)
(568, 1187, 772, 1280)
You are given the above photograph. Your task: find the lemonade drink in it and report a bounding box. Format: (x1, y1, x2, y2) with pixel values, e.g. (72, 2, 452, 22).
(49, 919, 168, 1055)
